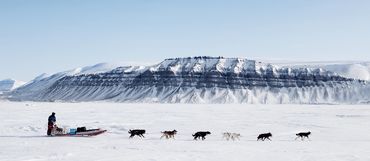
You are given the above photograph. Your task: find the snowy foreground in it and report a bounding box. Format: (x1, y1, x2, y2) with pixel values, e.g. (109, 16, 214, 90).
(1, 102, 370, 161)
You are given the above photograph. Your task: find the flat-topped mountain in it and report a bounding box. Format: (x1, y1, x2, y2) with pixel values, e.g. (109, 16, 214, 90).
(7, 57, 370, 104)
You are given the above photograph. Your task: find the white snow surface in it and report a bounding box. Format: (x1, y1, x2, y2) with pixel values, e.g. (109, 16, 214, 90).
(1, 102, 370, 161)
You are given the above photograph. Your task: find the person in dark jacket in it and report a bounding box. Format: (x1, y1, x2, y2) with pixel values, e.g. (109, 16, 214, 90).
(47, 112, 56, 136)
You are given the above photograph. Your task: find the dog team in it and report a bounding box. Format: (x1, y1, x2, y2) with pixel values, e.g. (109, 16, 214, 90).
(128, 129, 311, 141)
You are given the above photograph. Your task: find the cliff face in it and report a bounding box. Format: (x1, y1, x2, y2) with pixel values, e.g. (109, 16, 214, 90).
(8, 57, 370, 104)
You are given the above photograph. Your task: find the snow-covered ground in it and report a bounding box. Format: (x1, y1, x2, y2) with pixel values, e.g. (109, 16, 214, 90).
(1, 102, 370, 161)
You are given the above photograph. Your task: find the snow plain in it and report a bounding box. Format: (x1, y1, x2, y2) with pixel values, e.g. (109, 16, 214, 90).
(1, 102, 370, 161)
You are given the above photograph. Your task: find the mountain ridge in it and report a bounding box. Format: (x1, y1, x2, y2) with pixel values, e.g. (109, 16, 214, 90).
(5, 56, 370, 104)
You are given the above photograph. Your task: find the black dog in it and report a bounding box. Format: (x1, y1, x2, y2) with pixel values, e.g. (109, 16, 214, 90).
(257, 132, 272, 141)
(128, 129, 146, 138)
(193, 131, 211, 140)
(295, 131, 311, 140)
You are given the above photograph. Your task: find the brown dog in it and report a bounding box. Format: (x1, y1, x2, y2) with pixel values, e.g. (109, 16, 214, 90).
(160, 130, 177, 139)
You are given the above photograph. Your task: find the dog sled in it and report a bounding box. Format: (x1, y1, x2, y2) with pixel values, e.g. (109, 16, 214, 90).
(50, 126, 107, 137)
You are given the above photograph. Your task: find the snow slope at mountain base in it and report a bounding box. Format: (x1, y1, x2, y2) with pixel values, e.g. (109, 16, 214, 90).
(1, 102, 370, 161)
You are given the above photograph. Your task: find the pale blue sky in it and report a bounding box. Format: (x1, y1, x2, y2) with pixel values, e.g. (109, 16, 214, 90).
(1, 0, 370, 81)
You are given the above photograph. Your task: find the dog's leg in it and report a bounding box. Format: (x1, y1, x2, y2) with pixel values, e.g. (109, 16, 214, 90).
(307, 136, 311, 141)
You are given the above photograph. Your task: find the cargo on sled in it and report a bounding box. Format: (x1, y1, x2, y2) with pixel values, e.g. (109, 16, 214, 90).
(50, 126, 107, 137)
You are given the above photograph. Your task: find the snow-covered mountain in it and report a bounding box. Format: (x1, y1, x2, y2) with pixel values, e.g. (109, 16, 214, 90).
(6, 63, 129, 96)
(6, 57, 370, 104)
(272, 61, 370, 81)
(0, 79, 26, 93)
